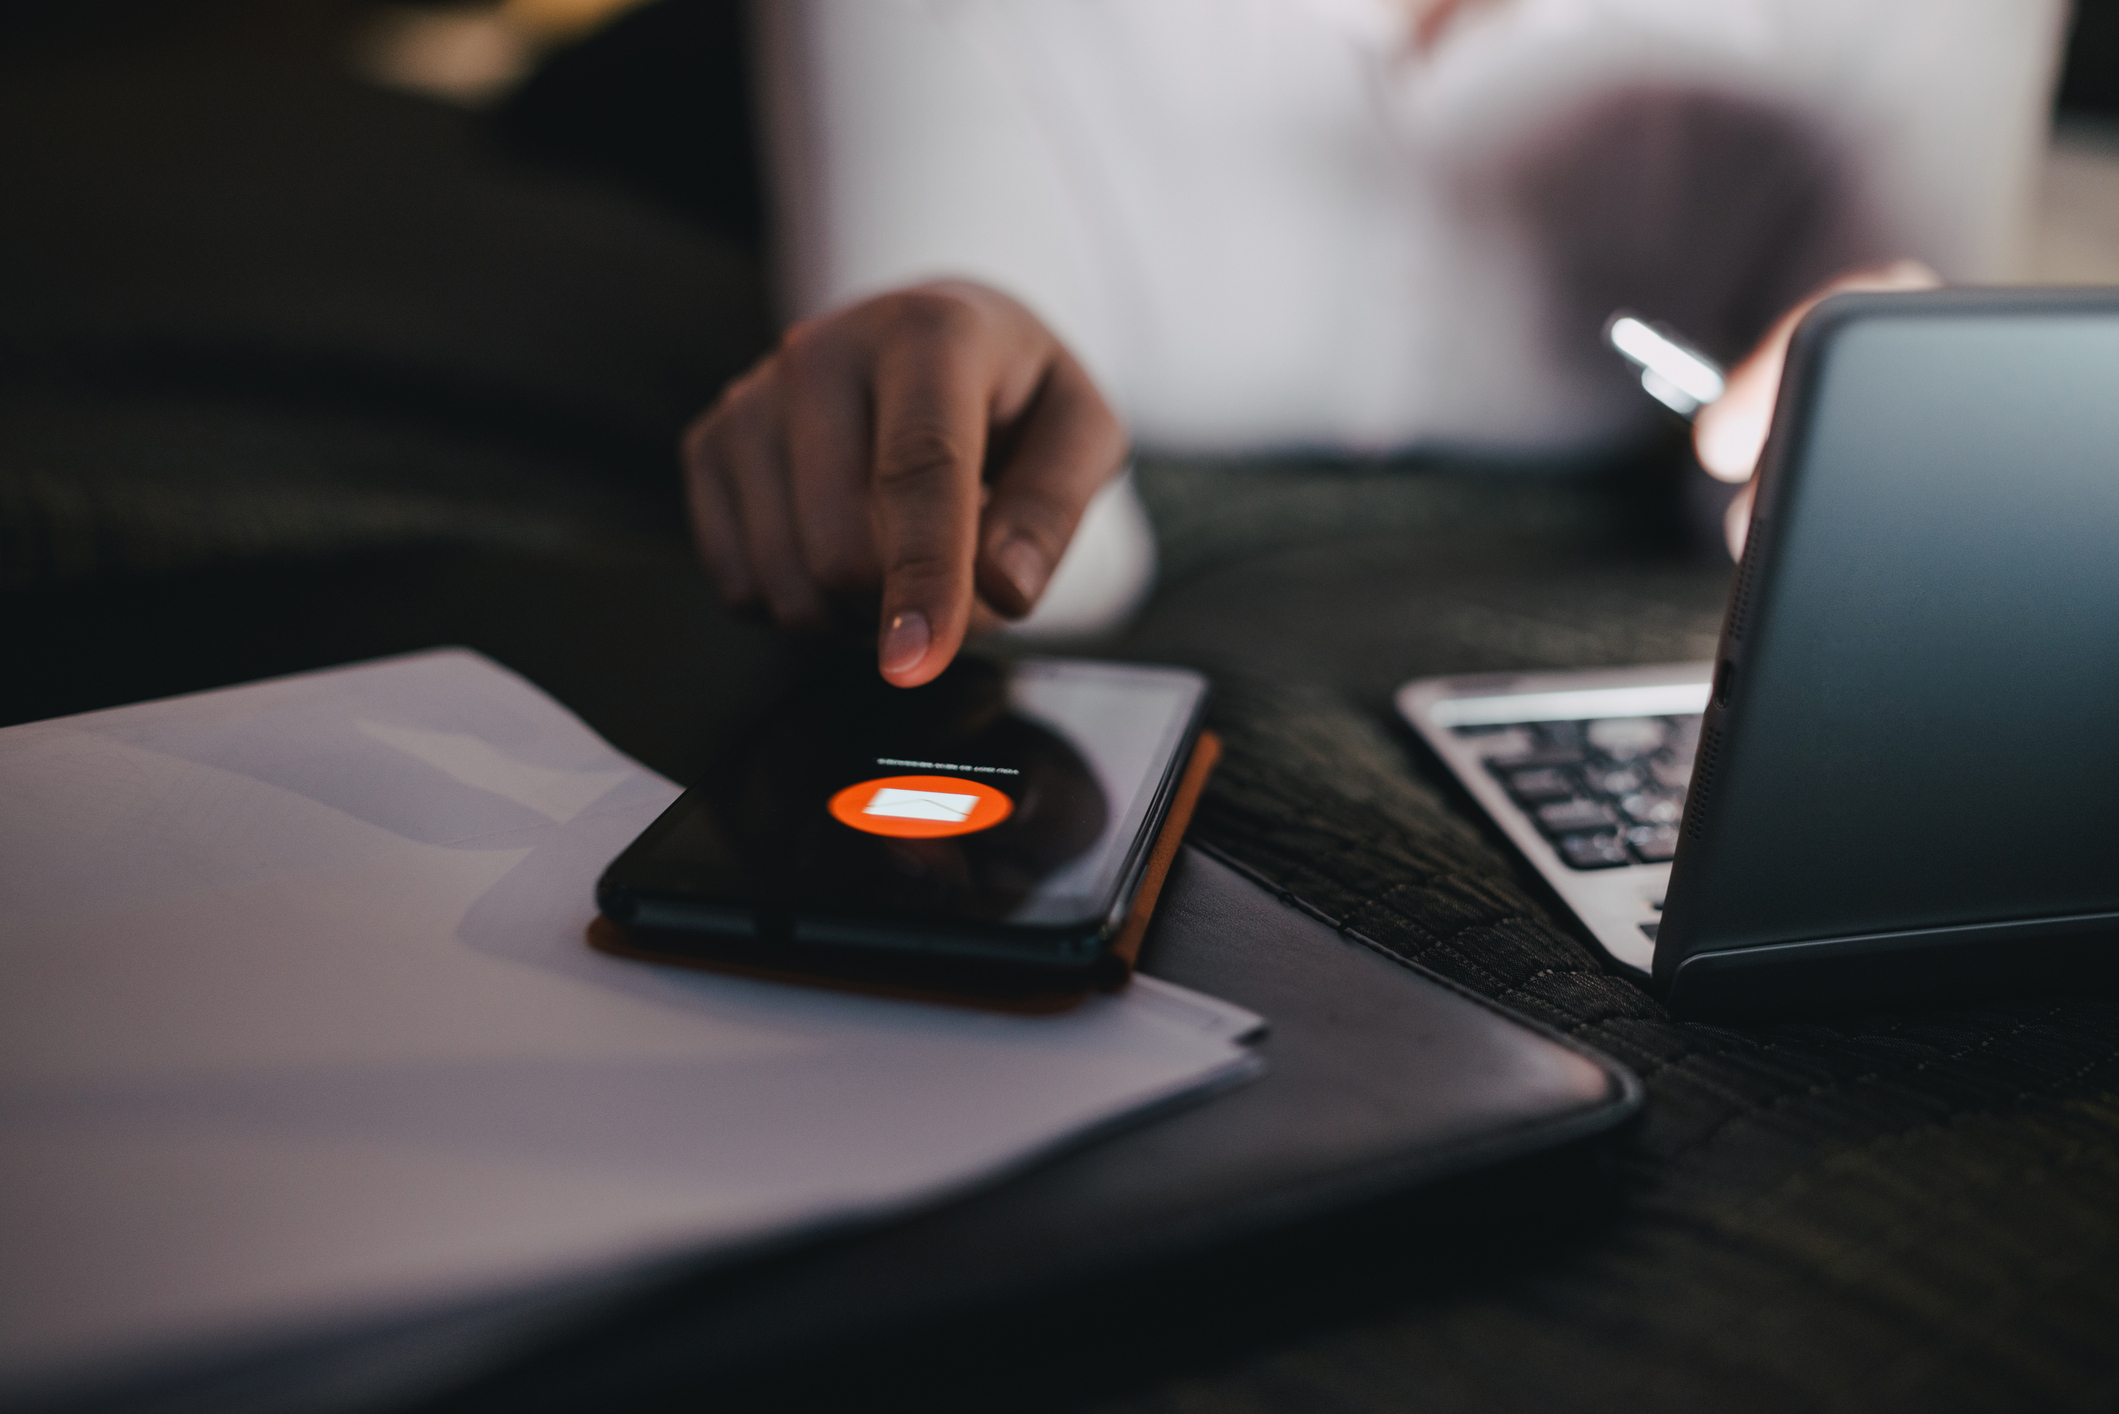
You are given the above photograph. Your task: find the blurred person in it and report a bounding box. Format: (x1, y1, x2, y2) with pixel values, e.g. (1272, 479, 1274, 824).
(684, 0, 2064, 685)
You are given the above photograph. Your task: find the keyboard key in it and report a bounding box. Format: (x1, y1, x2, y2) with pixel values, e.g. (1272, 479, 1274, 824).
(1620, 792, 1685, 826)
(1536, 797, 1617, 835)
(1586, 717, 1665, 759)
(1480, 721, 1589, 769)
(1461, 726, 1536, 760)
(1485, 740, 1588, 777)
(1504, 767, 1576, 802)
(1627, 825, 1681, 862)
(1497, 746, 1587, 769)
(1558, 832, 1631, 869)
(1582, 764, 1644, 797)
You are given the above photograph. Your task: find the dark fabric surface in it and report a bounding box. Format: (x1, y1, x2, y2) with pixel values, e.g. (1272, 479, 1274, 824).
(1089, 512, 2119, 1413)
(0, 1, 767, 595)
(8, 11, 2119, 1413)
(0, 3, 798, 747)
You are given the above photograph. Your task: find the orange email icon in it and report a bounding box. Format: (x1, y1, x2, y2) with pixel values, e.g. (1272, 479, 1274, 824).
(827, 774, 1015, 839)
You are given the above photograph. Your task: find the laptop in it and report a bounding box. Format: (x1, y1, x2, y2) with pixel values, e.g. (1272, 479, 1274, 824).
(1398, 289, 2119, 1019)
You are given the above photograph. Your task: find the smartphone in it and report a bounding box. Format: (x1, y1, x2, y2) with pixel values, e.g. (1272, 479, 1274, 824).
(595, 653, 1210, 985)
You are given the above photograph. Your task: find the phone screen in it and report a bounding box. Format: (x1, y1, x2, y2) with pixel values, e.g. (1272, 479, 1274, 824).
(600, 655, 1207, 937)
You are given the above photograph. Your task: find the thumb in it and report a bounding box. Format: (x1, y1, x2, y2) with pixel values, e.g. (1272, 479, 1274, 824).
(1696, 259, 1940, 484)
(975, 355, 1128, 619)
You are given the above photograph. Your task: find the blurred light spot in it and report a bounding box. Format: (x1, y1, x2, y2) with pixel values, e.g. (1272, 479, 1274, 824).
(1606, 314, 1727, 417)
(351, 0, 649, 108)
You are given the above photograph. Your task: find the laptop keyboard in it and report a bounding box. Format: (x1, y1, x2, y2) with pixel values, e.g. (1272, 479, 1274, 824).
(1457, 714, 1703, 870)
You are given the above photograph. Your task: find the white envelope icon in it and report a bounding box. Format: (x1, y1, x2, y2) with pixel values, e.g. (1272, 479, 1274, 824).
(862, 786, 980, 823)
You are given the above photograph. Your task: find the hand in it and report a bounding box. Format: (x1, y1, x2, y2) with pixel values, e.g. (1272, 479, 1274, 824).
(1408, 0, 1500, 49)
(681, 281, 1127, 686)
(1693, 260, 1941, 559)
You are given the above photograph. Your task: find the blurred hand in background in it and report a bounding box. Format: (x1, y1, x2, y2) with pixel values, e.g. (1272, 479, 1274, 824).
(1695, 260, 1942, 558)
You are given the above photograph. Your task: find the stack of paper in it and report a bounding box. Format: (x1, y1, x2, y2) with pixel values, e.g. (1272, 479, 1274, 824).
(0, 651, 1261, 1410)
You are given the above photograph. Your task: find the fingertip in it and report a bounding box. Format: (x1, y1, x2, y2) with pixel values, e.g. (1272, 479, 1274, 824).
(1695, 390, 1770, 483)
(879, 607, 939, 686)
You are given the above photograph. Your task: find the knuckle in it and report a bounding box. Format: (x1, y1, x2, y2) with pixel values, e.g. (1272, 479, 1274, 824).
(710, 361, 779, 425)
(777, 325, 840, 385)
(874, 424, 969, 490)
(1059, 361, 1127, 449)
(1000, 513, 1069, 562)
(704, 421, 781, 499)
(877, 288, 979, 345)
(882, 544, 960, 589)
(992, 476, 1077, 538)
(719, 369, 772, 421)
(779, 315, 826, 352)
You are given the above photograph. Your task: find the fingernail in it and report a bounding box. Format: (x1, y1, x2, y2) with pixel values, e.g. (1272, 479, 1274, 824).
(880, 609, 931, 676)
(995, 536, 1049, 606)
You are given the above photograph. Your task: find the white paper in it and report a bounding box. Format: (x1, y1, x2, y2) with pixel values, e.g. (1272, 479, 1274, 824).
(0, 650, 1260, 1399)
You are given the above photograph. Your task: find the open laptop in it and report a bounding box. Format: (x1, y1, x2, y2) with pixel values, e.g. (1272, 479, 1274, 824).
(1399, 662, 1706, 979)
(1398, 289, 2119, 1019)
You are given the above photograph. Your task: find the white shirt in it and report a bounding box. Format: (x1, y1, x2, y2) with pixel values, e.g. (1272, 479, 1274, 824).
(753, 0, 2064, 636)
(758, 0, 2063, 457)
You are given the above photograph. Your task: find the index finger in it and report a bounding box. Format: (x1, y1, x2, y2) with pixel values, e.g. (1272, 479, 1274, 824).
(867, 307, 990, 687)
